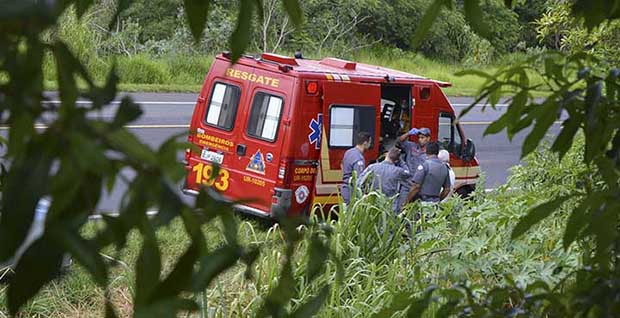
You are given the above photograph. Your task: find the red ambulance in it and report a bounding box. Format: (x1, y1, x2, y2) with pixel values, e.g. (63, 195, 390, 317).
(183, 52, 480, 218)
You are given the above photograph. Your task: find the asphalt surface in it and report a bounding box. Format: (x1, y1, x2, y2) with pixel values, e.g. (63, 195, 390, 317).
(22, 93, 563, 212)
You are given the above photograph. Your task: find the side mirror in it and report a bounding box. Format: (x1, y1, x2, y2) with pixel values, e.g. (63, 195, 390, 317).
(462, 138, 476, 161)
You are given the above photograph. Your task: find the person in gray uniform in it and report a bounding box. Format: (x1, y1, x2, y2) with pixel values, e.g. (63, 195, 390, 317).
(357, 147, 412, 213)
(341, 131, 372, 203)
(407, 142, 451, 203)
(398, 127, 431, 171)
(397, 127, 431, 208)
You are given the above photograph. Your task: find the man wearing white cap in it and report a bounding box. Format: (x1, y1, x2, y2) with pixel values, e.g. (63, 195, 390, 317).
(438, 149, 455, 201)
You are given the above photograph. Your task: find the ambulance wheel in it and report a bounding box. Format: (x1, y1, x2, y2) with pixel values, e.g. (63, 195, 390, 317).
(456, 185, 475, 198)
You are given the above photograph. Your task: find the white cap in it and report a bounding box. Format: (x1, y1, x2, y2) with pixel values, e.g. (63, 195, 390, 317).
(438, 149, 450, 163)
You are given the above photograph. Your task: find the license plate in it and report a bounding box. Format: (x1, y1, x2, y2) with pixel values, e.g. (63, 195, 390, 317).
(201, 149, 224, 164)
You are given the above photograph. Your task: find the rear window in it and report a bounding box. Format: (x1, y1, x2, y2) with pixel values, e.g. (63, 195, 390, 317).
(246, 92, 283, 142)
(328, 105, 375, 148)
(204, 82, 241, 131)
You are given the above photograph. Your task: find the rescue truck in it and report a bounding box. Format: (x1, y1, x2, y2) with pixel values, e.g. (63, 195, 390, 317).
(183, 52, 480, 218)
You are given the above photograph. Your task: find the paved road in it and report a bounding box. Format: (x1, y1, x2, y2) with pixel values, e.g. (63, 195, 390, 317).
(36, 93, 561, 212)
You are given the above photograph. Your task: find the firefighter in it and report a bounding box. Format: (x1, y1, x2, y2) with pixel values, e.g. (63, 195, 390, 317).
(341, 131, 372, 204)
(397, 127, 431, 208)
(398, 127, 431, 171)
(406, 142, 451, 203)
(357, 147, 412, 213)
(438, 149, 456, 202)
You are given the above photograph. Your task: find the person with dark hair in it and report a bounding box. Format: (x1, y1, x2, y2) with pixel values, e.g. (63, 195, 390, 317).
(341, 131, 372, 203)
(357, 147, 412, 213)
(406, 141, 451, 203)
(397, 127, 431, 208)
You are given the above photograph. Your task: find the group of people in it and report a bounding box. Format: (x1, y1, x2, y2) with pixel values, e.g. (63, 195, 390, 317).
(341, 127, 455, 213)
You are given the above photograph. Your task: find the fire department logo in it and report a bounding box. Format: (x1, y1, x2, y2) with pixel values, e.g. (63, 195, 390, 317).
(295, 185, 310, 204)
(308, 113, 323, 150)
(246, 150, 266, 174)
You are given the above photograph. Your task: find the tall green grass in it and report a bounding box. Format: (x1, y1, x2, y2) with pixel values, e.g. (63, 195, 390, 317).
(1, 141, 586, 317)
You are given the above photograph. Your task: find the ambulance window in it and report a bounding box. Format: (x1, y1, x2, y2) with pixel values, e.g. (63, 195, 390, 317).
(247, 92, 283, 142)
(205, 82, 241, 131)
(438, 112, 462, 155)
(329, 106, 375, 148)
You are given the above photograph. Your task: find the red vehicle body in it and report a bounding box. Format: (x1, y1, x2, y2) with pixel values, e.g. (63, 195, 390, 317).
(183, 52, 480, 218)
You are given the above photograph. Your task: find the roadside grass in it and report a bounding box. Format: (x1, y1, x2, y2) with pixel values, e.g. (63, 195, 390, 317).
(0, 142, 586, 317)
(40, 51, 544, 96)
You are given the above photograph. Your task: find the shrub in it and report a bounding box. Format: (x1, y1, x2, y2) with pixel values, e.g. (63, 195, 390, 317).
(116, 55, 171, 84)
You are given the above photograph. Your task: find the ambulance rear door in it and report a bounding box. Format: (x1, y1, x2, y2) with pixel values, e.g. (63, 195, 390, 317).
(232, 72, 293, 215)
(318, 81, 381, 198)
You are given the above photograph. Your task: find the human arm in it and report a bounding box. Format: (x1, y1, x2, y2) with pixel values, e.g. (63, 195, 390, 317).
(407, 164, 426, 202)
(439, 169, 451, 200)
(398, 128, 420, 142)
(407, 183, 421, 202)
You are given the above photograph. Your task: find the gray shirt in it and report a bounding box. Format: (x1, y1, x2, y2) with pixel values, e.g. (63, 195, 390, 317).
(401, 140, 426, 172)
(342, 147, 365, 183)
(413, 157, 451, 201)
(358, 161, 411, 197)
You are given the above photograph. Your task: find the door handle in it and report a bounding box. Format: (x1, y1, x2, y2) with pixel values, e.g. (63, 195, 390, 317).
(236, 144, 247, 156)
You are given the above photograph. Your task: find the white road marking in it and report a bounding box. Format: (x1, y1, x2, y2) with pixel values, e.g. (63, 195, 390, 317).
(0, 124, 190, 130)
(89, 210, 159, 220)
(42, 100, 508, 107)
(452, 103, 509, 107)
(44, 100, 196, 105)
(0, 121, 564, 130)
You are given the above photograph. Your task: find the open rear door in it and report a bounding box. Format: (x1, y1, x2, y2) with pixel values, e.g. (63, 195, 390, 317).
(317, 81, 381, 193)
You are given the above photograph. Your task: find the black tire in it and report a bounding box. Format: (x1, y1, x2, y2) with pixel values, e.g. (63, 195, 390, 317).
(456, 185, 475, 198)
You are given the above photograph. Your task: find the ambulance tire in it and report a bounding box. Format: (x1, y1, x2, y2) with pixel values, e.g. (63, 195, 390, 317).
(456, 185, 475, 199)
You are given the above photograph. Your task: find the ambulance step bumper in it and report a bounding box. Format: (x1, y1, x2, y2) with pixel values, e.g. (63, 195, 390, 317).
(181, 187, 274, 219)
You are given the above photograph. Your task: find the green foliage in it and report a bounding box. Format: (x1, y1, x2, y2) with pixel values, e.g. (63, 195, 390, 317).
(120, 0, 182, 42)
(116, 55, 172, 84)
(536, 1, 620, 66)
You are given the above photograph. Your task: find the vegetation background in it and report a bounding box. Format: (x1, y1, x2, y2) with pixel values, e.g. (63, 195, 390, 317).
(1, 0, 619, 317)
(45, 0, 620, 94)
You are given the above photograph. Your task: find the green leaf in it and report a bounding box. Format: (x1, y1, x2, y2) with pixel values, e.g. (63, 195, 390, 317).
(192, 245, 242, 291)
(183, 0, 211, 42)
(306, 233, 328, 282)
(112, 97, 143, 127)
(504, 90, 528, 136)
(230, 0, 254, 63)
(512, 196, 570, 239)
(405, 286, 437, 318)
(521, 101, 561, 158)
(8, 237, 64, 315)
(411, 0, 446, 49)
(150, 241, 201, 303)
(281, 0, 303, 25)
(454, 69, 495, 81)
(135, 219, 161, 306)
(257, 261, 297, 317)
(551, 116, 581, 160)
(372, 291, 414, 318)
(463, 0, 489, 38)
(0, 142, 53, 262)
(104, 128, 158, 166)
(290, 285, 330, 318)
(49, 225, 108, 287)
(87, 65, 119, 110)
(483, 113, 509, 136)
(156, 182, 184, 226)
(583, 80, 604, 163)
(135, 298, 199, 318)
